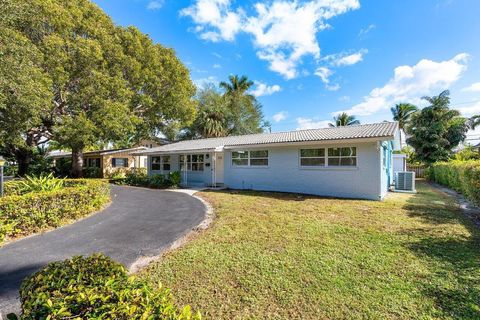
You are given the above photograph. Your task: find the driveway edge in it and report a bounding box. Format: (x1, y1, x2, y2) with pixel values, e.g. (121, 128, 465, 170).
(128, 191, 214, 273)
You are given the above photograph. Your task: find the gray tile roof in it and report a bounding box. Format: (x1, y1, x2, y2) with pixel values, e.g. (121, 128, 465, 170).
(138, 122, 398, 154)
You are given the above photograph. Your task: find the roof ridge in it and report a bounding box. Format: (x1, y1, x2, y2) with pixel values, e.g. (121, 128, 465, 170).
(169, 121, 398, 144)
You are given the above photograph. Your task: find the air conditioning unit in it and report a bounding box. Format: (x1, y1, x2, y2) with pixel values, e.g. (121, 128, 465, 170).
(395, 171, 416, 192)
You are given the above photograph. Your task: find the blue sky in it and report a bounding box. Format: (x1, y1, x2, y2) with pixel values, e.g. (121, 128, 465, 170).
(92, 0, 480, 143)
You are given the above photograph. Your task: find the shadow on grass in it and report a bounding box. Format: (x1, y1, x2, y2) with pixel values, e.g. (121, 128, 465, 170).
(201, 188, 369, 203)
(403, 182, 480, 318)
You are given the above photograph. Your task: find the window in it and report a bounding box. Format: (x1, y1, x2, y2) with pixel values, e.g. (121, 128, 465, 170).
(86, 158, 101, 168)
(300, 149, 325, 167)
(180, 154, 204, 171)
(151, 156, 172, 171)
(299, 147, 357, 168)
(151, 156, 161, 170)
(327, 147, 356, 166)
(161, 156, 171, 171)
(232, 150, 269, 167)
(112, 158, 128, 168)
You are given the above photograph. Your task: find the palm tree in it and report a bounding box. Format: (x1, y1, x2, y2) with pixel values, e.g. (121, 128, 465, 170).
(329, 112, 360, 127)
(219, 75, 254, 95)
(219, 75, 263, 135)
(390, 103, 418, 146)
(468, 115, 480, 130)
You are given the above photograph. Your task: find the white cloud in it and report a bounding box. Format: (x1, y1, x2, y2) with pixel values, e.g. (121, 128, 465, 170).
(213, 63, 221, 68)
(296, 117, 330, 130)
(147, 0, 164, 10)
(180, 0, 243, 42)
(358, 24, 375, 38)
(462, 82, 480, 92)
(322, 49, 367, 67)
(339, 95, 350, 102)
(212, 52, 222, 58)
(338, 53, 469, 116)
(457, 101, 480, 116)
(193, 76, 218, 88)
(273, 111, 287, 122)
(314, 67, 340, 91)
(251, 81, 282, 97)
(181, 0, 360, 78)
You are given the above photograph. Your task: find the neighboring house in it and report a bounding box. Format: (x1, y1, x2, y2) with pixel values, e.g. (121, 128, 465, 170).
(473, 142, 480, 152)
(135, 138, 169, 149)
(135, 122, 400, 200)
(50, 147, 147, 177)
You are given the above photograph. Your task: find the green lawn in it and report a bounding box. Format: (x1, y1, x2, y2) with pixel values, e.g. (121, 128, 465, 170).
(141, 182, 480, 319)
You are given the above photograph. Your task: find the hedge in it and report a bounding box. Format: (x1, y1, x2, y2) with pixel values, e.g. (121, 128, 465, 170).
(13, 254, 200, 319)
(427, 160, 480, 206)
(0, 179, 110, 243)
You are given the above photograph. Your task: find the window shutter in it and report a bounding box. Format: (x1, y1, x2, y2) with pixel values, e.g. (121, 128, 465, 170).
(124, 158, 128, 167)
(112, 158, 116, 167)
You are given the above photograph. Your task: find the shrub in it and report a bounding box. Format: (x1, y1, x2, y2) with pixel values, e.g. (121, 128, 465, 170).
(15, 254, 199, 320)
(125, 169, 149, 186)
(149, 173, 166, 188)
(428, 160, 480, 206)
(169, 171, 181, 187)
(18, 173, 65, 194)
(0, 179, 110, 243)
(83, 166, 102, 178)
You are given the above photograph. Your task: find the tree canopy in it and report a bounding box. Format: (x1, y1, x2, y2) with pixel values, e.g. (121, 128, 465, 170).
(183, 75, 267, 139)
(406, 90, 469, 164)
(0, 0, 196, 176)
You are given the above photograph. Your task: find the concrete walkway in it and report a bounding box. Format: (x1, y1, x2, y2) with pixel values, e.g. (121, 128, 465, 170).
(0, 185, 206, 316)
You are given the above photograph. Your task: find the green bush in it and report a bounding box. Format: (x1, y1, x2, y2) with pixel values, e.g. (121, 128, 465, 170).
(83, 166, 102, 178)
(125, 169, 149, 186)
(169, 171, 181, 188)
(18, 173, 65, 193)
(121, 170, 182, 189)
(15, 254, 199, 320)
(0, 179, 110, 243)
(428, 160, 480, 206)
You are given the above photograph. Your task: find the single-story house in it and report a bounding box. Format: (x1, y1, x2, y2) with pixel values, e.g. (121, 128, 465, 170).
(50, 147, 148, 178)
(135, 122, 400, 200)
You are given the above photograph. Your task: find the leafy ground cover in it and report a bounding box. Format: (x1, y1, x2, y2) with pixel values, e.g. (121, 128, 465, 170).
(142, 181, 480, 319)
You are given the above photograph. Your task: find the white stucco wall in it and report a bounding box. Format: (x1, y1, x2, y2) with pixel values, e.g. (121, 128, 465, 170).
(223, 142, 384, 200)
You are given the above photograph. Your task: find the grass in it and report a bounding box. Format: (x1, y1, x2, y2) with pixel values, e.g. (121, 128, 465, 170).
(141, 181, 480, 319)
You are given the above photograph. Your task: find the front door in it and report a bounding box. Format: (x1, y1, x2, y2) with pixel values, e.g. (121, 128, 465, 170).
(214, 153, 224, 184)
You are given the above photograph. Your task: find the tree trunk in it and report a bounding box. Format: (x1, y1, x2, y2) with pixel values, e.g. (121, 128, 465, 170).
(16, 150, 33, 176)
(71, 148, 84, 178)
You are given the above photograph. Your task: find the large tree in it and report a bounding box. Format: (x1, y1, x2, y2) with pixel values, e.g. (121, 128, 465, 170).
(390, 103, 418, 145)
(406, 90, 469, 164)
(328, 112, 360, 127)
(1, 0, 195, 176)
(0, 0, 53, 175)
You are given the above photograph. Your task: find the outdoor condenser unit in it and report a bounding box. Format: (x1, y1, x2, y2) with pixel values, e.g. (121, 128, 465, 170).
(395, 171, 416, 192)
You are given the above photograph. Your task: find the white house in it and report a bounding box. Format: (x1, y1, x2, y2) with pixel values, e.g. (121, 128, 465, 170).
(135, 122, 400, 200)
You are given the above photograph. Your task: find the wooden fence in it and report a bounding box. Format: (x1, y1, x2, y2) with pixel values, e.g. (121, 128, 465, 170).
(406, 164, 426, 178)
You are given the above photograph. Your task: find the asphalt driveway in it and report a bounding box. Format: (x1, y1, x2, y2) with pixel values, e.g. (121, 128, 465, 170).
(0, 185, 206, 315)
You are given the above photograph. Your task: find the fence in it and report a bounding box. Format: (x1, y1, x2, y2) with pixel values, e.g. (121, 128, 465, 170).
(406, 164, 426, 178)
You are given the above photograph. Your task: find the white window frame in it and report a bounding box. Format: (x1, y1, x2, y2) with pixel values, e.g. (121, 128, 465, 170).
(180, 154, 205, 172)
(161, 155, 171, 171)
(231, 150, 269, 167)
(299, 148, 326, 168)
(327, 147, 357, 167)
(299, 147, 358, 169)
(151, 156, 161, 171)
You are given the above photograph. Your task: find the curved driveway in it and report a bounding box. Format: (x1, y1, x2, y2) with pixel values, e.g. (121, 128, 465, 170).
(0, 185, 206, 315)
